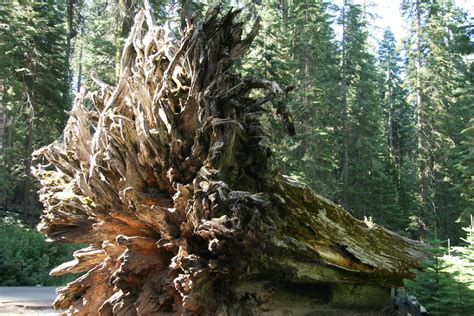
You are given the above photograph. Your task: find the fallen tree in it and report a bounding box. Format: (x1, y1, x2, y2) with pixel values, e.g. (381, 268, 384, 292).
(33, 4, 425, 315)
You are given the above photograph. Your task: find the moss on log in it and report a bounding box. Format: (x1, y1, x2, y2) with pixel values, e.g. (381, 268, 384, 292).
(33, 4, 425, 315)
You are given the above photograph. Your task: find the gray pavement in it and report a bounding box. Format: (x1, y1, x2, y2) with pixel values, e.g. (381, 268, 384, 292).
(0, 287, 59, 315)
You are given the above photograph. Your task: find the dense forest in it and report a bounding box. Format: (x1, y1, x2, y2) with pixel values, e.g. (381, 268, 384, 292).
(2, 0, 472, 242)
(0, 0, 473, 313)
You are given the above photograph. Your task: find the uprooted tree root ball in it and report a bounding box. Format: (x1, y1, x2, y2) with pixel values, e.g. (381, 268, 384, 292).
(33, 4, 425, 315)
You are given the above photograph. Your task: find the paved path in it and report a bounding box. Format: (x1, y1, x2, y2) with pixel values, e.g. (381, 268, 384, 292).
(0, 287, 59, 315)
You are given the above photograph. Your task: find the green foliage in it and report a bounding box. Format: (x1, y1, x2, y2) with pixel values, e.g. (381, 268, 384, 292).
(339, 2, 394, 222)
(76, 0, 170, 89)
(375, 29, 417, 231)
(234, 0, 471, 242)
(0, 0, 69, 218)
(0, 167, 13, 204)
(0, 0, 471, 304)
(0, 217, 82, 286)
(240, 0, 341, 198)
(404, 227, 474, 315)
(284, 0, 340, 198)
(80, 0, 118, 87)
(401, 0, 472, 240)
(456, 118, 474, 224)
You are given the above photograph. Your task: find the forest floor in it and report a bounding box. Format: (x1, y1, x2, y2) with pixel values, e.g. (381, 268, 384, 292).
(0, 287, 59, 315)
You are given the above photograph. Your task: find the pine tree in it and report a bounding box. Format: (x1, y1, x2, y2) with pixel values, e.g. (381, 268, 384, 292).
(237, 0, 295, 175)
(238, 0, 341, 198)
(443, 220, 474, 314)
(79, 0, 119, 87)
(283, 0, 340, 197)
(239, 0, 293, 85)
(456, 117, 474, 223)
(339, 0, 350, 209)
(405, 222, 474, 315)
(404, 241, 467, 315)
(401, 0, 472, 240)
(0, 0, 69, 220)
(456, 222, 474, 286)
(376, 29, 416, 231)
(76, 0, 169, 89)
(337, 2, 389, 221)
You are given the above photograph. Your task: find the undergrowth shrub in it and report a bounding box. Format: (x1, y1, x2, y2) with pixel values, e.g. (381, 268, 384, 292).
(0, 216, 82, 286)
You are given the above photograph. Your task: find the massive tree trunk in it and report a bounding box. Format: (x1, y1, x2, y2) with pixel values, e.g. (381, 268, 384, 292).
(33, 5, 425, 315)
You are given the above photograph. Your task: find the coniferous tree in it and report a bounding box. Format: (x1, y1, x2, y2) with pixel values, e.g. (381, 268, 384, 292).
(77, 0, 168, 89)
(339, 0, 350, 209)
(238, 0, 341, 199)
(448, 220, 474, 294)
(404, 240, 474, 315)
(0, 0, 69, 221)
(338, 2, 387, 220)
(283, 0, 340, 197)
(237, 0, 295, 170)
(239, 0, 293, 85)
(456, 117, 474, 223)
(377, 29, 416, 230)
(79, 0, 120, 87)
(402, 0, 471, 240)
(444, 219, 474, 305)
(405, 221, 474, 315)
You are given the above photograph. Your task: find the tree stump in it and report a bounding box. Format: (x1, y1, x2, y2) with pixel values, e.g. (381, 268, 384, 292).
(33, 5, 425, 315)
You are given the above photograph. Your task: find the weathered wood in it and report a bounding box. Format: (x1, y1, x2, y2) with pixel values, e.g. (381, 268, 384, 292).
(33, 4, 425, 315)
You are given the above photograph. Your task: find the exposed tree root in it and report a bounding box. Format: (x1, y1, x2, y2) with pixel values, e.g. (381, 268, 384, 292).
(33, 5, 424, 315)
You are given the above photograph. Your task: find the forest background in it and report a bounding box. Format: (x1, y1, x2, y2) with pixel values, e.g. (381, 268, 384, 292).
(0, 0, 472, 313)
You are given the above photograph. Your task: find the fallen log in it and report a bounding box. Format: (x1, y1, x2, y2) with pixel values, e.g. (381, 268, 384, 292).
(33, 4, 425, 315)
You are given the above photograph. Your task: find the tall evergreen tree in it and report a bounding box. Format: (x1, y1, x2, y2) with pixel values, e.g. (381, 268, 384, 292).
(338, 2, 389, 221)
(239, 0, 293, 84)
(77, 0, 168, 89)
(283, 0, 340, 197)
(377, 29, 416, 230)
(238, 0, 341, 198)
(402, 0, 471, 240)
(339, 0, 350, 209)
(79, 0, 121, 87)
(0, 0, 69, 220)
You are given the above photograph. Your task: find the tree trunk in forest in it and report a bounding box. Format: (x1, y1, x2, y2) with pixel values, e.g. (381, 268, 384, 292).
(280, 0, 288, 27)
(0, 79, 5, 208)
(76, 44, 83, 93)
(0, 79, 4, 168)
(340, 0, 350, 210)
(75, 0, 84, 93)
(65, 0, 78, 106)
(33, 5, 425, 315)
(414, 0, 428, 232)
(22, 85, 35, 217)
